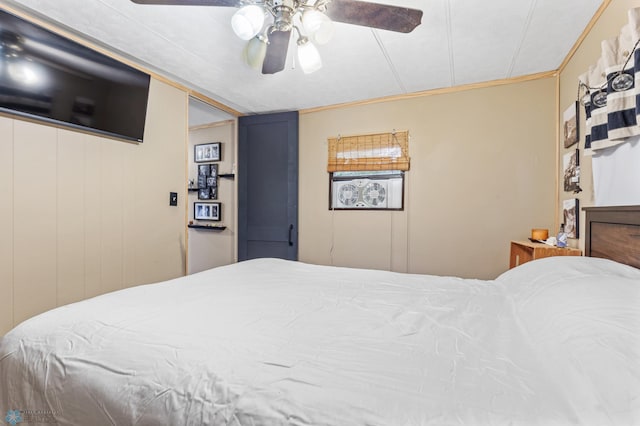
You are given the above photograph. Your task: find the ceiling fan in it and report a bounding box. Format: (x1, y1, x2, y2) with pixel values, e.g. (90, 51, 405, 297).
(130, 0, 423, 75)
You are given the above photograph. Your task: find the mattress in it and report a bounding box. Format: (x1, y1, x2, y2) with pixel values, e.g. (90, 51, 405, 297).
(1, 257, 639, 425)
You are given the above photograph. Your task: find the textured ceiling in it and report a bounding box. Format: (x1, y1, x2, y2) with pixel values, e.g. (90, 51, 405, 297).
(2, 0, 604, 118)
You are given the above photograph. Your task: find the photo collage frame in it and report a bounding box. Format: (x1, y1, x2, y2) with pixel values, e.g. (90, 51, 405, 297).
(197, 163, 218, 200)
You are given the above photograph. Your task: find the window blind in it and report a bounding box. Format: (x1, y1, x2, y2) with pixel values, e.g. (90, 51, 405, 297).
(327, 130, 410, 172)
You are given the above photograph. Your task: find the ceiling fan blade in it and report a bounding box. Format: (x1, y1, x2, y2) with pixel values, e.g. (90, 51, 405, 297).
(130, 0, 241, 7)
(324, 0, 423, 33)
(262, 30, 291, 75)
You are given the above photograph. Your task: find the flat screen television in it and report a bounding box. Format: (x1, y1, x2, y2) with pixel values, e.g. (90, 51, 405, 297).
(0, 9, 150, 142)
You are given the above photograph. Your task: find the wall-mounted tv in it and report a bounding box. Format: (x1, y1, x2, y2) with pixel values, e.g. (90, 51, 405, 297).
(0, 9, 150, 142)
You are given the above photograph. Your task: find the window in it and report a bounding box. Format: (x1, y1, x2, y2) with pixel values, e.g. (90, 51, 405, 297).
(327, 131, 409, 210)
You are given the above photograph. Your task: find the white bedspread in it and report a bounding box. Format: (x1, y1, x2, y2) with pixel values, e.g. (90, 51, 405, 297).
(1, 257, 639, 425)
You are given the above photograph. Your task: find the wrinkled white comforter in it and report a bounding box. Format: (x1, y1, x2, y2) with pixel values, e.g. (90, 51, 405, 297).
(1, 257, 639, 425)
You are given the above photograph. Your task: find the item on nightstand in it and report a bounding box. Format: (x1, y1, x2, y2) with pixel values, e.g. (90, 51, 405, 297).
(531, 228, 549, 241)
(556, 223, 567, 248)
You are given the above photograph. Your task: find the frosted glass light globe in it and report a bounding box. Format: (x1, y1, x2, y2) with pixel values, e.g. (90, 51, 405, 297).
(301, 10, 334, 45)
(231, 5, 265, 40)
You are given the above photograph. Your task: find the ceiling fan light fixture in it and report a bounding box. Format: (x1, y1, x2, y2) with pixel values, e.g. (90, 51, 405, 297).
(297, 37, 321, 74)
(133, 0, 424, 75)
(231, 5, 265, 40)
(243, 34, 268, 70)
(301, 9, 334, 45)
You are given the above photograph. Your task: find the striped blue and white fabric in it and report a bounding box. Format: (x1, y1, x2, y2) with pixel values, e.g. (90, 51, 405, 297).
(587, 58, 609, 155)
(603, 25, 639, 143)
(581, 7, 640, 155)
(579, 72, 592, 153)
(630, 7, 640, 128)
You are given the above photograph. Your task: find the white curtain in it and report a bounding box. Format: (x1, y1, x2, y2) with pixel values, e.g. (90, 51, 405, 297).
(593, 136, 640, 206)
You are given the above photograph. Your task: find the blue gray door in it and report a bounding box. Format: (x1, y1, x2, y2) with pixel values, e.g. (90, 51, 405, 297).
(238, 111, 298, 261)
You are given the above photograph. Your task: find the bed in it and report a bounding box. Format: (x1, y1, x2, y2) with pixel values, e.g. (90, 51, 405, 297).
(1, 206, 639, 426)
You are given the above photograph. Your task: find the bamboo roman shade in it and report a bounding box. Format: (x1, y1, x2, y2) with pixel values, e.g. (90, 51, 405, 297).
(327, 131, 410, 172)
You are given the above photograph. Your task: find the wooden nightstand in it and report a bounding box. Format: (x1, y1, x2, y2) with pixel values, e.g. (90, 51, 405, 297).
(509, 240, 582, 269)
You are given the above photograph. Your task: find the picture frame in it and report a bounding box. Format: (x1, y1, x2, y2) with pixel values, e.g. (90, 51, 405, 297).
(194, 202, 221, 221)
(563, 198, 579, 238)
(563, 101, 579, 148)
(197, 175, 207, 189)
(198, 187, 211, 200)
(195, 163, 218, 198)
(194, 142, 221, 163)
(209, 163, 218, 180)
(563, 149, 580, 192)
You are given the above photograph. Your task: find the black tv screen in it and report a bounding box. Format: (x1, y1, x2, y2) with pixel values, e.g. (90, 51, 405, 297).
(0, 9, 150, 142)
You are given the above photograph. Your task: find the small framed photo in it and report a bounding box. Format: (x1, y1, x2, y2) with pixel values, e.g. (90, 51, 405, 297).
(563, 102, 579, 148)
(194, 142, 221, 163)
(563, 149, 580, 192)
(206, 177, 217, 187)
(209, 187, 218, 200)
(563, 198, 579, 239)
(198, 187, 210, 200)
(197, 175, 207, 190)
(194, 202, 221, 221)
(209, 163, 218, 179)
(198, 164, 210, 176)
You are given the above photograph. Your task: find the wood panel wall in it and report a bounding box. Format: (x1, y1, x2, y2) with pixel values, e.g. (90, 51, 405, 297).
(187, 121, 237, 274)
(0, 78, 187, 335)
(299, 77, 557, 279)
(0, 117, 14, 335)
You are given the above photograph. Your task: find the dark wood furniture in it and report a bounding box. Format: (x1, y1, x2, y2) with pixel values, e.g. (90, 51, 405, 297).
(509, 240, 581, 269)
(583, 205, 640, 269)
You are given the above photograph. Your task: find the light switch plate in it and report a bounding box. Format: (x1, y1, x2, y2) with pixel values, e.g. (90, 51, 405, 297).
(169, 192, 178, 206)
